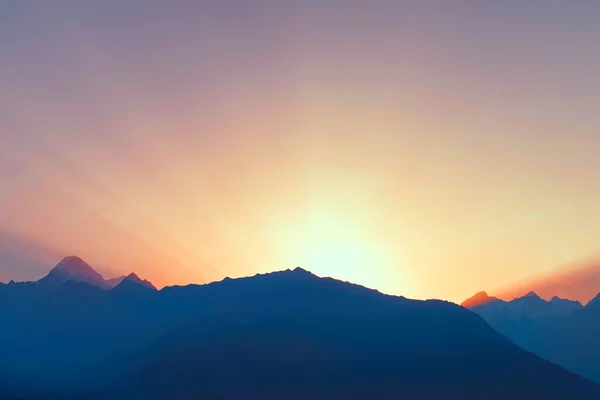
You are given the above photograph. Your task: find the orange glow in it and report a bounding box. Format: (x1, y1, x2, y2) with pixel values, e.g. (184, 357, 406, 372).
(2, 2, 600, 303)
(497, 257, 600, 305)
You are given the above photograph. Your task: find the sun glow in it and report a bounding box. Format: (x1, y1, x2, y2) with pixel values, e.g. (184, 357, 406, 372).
(300, 238, 381, 285)
(273, 202, 398, 294)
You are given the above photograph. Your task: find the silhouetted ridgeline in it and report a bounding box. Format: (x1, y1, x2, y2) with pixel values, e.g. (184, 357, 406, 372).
(1, 257, 599, 399)
(464, 290, 600, 385)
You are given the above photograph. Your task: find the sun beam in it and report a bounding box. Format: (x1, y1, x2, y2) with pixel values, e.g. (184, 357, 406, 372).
(273, 203, 398, 294)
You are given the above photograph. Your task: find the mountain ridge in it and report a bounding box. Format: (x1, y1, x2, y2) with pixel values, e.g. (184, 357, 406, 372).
(463, 290, 589, 309)
(465, 289, 600, 384)
(2, 257, 600, 397)
(0, 256, 155, 298)
(101, 268, 600, 399)
(0, 263, 599, 398)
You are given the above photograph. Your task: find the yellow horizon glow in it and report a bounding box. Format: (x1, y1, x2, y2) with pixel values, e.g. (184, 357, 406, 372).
(3, 2, 600, 304)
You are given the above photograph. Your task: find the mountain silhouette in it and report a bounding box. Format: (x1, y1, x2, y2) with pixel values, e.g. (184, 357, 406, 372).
(465, 290, 600, 384)
(551, 295, 584, 313)
(464, 291, 583, 320)
(47, 280, 106, 303)
(106, 276, 126, 288)
(0, 256, 155, 304)
(113, 273, 157, 292)
(497, 260, 600, 305)
(0, 262, 598, 399)
(109, 274, 158, 301)
(585, 293, 600, 309)
(461, 291, 499, 308)
(98, 270, 600, 399)
(39, 256, 109, 290)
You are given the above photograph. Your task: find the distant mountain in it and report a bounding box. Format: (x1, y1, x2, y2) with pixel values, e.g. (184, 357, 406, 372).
(465, 291, 583, 321)
(551, 295, 584, 314)
(498, 260, 600, 305)
(38, 256, 110, 290)
(461, 291, 499, 308)
(465, 290, 600, 384)
(0, 256, 155, 303)
(585, 293, 600, 309)
(106, 276, 126, 289)
(107, 273, 157, 291)
(111, 273, 157, 293)
(504, 291, 573, 318)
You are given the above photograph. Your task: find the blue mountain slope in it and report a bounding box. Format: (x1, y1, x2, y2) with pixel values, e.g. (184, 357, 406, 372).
(100, 269, 600, 400)
(1, 266, 599, 399)
(465, 290, 600, 384)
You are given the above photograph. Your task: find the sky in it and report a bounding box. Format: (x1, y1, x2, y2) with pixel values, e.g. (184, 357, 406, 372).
(1, 1, 600, 302)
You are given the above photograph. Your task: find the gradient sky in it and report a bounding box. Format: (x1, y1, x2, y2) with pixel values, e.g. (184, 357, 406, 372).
(1, 1, 600, 302)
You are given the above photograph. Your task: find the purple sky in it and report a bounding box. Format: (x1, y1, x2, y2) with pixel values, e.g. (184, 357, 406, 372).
(1, 1, 600, 302)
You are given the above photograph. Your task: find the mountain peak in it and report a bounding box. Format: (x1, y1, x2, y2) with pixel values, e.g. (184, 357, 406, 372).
(125, 272, 140, 280)
(41, 256, 108, 290)
(52, 256, 95, 275)
(586, 292, 600, 308)
(550, 296, 579, 304)
(461, 291, 499, 309)
(285, 266, 318, 280)
(511, 291, 544, 304)
(113, 273, 157, 292)
(60, 255, 84, 263)
(548, 296, 583, 312)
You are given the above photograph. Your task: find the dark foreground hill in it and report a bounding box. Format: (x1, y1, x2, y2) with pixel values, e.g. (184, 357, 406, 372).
(102, 270, 600, 400)
(1, 262, 600, 399)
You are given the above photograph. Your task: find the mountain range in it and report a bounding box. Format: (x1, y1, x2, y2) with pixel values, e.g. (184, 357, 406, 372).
(0, 256, 156, 302)
(463, 289, 600, 384)
(1, 257, 599, 399)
